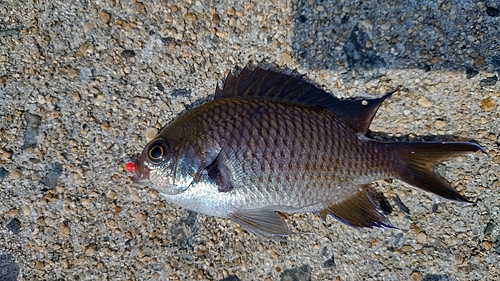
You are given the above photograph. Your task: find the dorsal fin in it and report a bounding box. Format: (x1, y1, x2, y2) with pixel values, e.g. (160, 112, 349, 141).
(215, 66, 398, 134)
(329, 90, 397, 134)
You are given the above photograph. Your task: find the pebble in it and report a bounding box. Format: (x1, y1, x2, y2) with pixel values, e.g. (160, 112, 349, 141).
(145, 127, 158, 142)
(130, 190, 142, 202)
(481, 97, 497, 110)
(6, 218, 21, 235)
(184, 13, 197, 24)
(361, 20, 374, 31)
(212, 13, 221, 25)
(485, 5, 500, 17)
(465, 67, 479, 79)
(417, 96, 432, 107)
(41, 163, 63, 190)
(84, 244, 97, 257)
(0, 254, 19, 281)
(279, 52, 293, 65)
(22, 205, 31, 216)
(9, 169, 21, 180)
(59, 224, 70, 237)
(280, 264, 311, 281)
(23, 113, 42, 149)
(0, 167, 9, 179)
(434, 119, 446, 128)
(411, 272, 423, 281)
(380, 22, 392, 30)
(479, 75, 498, 87)
(99, 11, 111, 25)
(417, 232, 427, 244)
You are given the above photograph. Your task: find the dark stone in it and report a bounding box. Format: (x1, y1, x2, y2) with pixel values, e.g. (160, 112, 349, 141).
(297, 15, 307, 23)
(486, 5, 500, 17)
(422, 65, 432, 72)
(219, 275, 241, 281)
(393, 195, 410, 214)
(22, 112, 42, 149)
(0, 27, 21, 37)
(341, 14, 349, 24)
(465, 67, 479, 79)
(6, 218, 21, 235)
(479, 75, 498, 87)
(491, 56, 500, 69)
(280, 264, 311, 281)
(51, 252, 60, 263)
(0, 254, 19, 281)
(421, 274, 450, 281)
(0, 167, 8, 180)
(161, 37, 173, 44)
(431, 203, 439, 213)
(168, 210, 200, 249)
(25, 112, 42, 128)
(23, 129, 38, 149)
(156, 82, 165, 91)
(148, 30, 155, 36)
(343, 25, 387, 79)
(41, 162, 63, 189)
(29, 158, 41, 164)
(484, 222, 494, 235)
(172, 88, 192, 97)
(321, 246, 328, 256)
(121, 50, 136, 58)
(391, 232, 404, 246)
(322, 256, 335, 268)
(494, 235, 500, 254)
(80, 67, 94, 82)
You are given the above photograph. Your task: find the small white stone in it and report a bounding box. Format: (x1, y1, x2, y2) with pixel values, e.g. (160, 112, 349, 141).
(380, 22, 391, 30)
(146, 127, 158, 142)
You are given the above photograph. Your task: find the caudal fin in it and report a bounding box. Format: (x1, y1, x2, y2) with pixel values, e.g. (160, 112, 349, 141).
(395, 142, 485, 202)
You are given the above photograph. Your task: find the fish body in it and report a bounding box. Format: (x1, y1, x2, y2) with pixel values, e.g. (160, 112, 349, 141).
(130, 66, 484, 239)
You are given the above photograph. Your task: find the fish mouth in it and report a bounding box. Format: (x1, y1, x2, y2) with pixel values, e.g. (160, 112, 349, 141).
(131, 159, 150, 183)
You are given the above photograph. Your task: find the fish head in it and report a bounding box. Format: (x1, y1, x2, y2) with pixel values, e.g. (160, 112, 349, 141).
(129, 137, 200, 195)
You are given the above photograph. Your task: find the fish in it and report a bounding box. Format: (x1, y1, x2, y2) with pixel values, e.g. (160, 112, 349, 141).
(127, 66, 486, 239)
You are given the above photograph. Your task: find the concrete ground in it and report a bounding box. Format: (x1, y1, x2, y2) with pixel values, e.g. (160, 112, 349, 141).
(1, 0, 499, 280)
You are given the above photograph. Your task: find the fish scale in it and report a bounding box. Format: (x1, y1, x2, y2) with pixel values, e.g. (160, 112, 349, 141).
(129, 66, 486, 239)
(223, 98, 379, 208)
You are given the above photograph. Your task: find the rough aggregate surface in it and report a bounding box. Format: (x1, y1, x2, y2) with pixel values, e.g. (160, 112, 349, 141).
(1, 0, 499, 280)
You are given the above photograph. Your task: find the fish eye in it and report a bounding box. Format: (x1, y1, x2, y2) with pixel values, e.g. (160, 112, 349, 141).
(149, 146, 163, 159)
(148, 141, 166, 163)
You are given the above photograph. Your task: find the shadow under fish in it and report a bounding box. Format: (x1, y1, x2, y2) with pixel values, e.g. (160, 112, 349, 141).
(127, 66, 486, 240)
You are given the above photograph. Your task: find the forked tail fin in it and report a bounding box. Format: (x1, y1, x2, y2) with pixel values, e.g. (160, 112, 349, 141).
(395, 142, 486, 202)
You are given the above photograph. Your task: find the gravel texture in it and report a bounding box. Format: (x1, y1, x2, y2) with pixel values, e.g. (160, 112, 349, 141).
(1, 0, 499, 280)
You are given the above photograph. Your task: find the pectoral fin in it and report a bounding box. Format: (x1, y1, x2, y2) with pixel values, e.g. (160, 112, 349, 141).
(319, 186, 394, 228)
(205, 152, 234, 193)
(228, 208, 294, 240)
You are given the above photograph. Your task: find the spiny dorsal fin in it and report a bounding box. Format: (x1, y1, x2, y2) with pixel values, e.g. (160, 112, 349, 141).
(215, 66, 398, 134)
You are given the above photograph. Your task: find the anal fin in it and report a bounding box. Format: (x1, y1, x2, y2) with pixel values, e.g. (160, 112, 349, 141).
(320, 186, 394, 228)
(228, 208, 294, 240)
